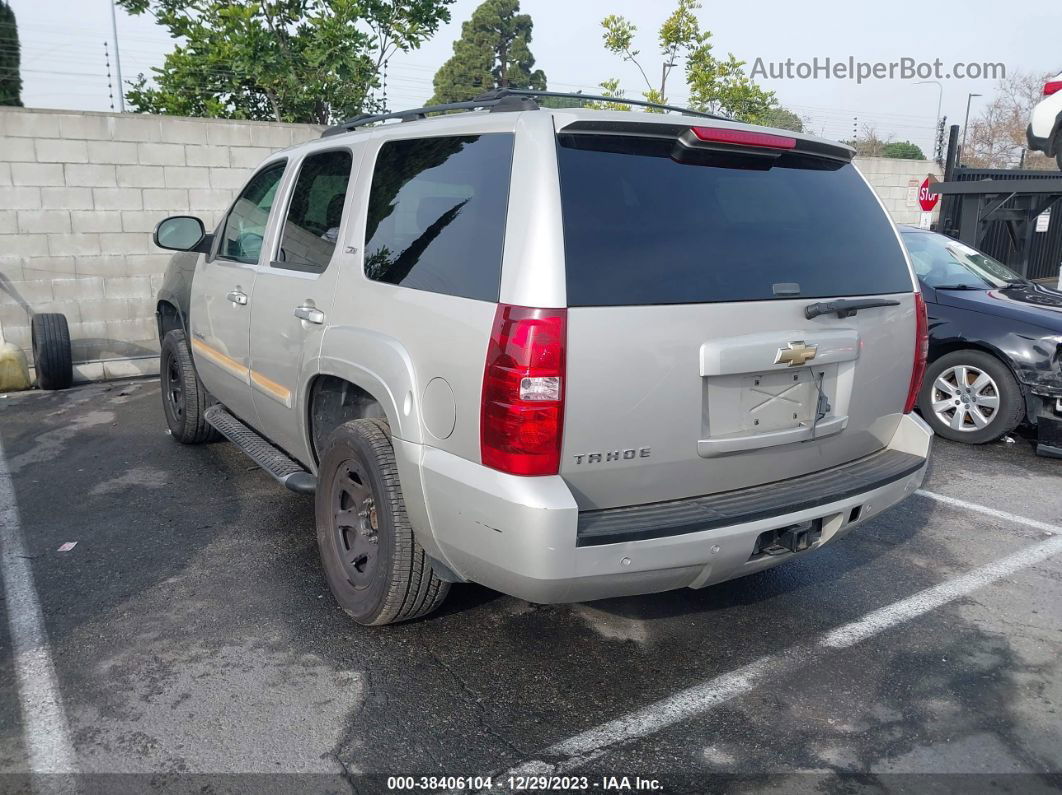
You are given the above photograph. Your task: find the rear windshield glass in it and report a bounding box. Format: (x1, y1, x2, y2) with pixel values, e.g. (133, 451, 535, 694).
(556, 134, 912, 306)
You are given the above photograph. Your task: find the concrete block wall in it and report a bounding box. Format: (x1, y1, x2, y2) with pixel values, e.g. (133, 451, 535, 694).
(854, 157, 944, 227)
(0, 108, 323, 376)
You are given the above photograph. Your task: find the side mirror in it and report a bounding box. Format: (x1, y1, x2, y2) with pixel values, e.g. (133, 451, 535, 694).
(153, 216, 211, 253)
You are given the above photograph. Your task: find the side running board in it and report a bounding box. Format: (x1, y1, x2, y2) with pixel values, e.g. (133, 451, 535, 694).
(204, 404, 316, 495)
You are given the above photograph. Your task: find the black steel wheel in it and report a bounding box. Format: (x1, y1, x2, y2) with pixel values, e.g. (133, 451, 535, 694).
(160, 329, 220, 444)
(329, 458, 381, 591)
(315, 418, 449, 626)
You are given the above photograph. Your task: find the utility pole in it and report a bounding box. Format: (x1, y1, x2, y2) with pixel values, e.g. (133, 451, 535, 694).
(915, 80, 943, 156)
(109, 0, 125, 112)
(960, 92, 981, 165)
(935, 116, 948, 169)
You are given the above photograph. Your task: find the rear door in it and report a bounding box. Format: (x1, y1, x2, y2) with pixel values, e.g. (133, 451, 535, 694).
(554, 130, 918, 509)
(189, 160, 287, 425)
(248, 146, 360, 463)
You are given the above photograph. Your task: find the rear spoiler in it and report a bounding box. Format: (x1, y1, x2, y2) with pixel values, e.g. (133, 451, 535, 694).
(558, 119, 854, 165)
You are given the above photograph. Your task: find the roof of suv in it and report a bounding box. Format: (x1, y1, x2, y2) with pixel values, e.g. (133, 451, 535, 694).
(293, 99, 854, 159)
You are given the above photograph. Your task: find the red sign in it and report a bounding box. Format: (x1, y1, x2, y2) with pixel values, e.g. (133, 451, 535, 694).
(918, 177, 940, 212)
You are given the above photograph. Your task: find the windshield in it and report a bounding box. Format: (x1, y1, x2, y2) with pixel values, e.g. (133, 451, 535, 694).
(902, 230, 1023, 289)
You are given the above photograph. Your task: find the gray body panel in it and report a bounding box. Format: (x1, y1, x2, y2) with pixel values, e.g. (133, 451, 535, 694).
(161, 105, 930, 603)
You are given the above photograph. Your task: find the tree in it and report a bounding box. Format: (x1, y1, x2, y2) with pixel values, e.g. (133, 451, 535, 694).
(0, 1, 22, 107)
(427, 0, 545, 105)
(881, 141, 926, 160)
(118, 0, 454, 124)
(599, 0, 774, 122)
(760, 106, 804, 133)
(965, 71, 1055, 170)
(842, 125, 888, 158)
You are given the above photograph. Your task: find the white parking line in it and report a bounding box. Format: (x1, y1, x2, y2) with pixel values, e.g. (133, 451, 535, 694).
(0, 437, 77, 776)
(491, 497, 1062, 783)
(916, 489, 1060, 535)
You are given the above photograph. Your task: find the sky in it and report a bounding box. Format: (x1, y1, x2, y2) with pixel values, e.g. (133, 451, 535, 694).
(7, 0, 1061, 156)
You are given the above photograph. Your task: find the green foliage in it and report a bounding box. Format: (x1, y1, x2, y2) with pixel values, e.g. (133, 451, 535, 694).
(428, 0, 545, 105)
(536, 91, 586, 109)
(881, 140, 926, 160)
(0, 1, 23, 107)
(118, 0, 454, 123)
(760, 106, 804, 133)
(583, 78, 631, 112)
(598, 0, 774, 122)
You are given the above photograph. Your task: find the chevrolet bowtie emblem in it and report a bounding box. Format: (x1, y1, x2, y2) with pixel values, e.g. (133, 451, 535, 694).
(774, 341, 818, 367)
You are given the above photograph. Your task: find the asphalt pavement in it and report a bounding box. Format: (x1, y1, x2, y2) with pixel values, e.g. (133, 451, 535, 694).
(0, 379, 1059, 794)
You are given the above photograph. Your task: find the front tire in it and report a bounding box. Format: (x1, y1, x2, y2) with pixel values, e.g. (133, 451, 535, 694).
(918, 350, 1024, 443)
(160, 329, 220, 444)
(315, 419, 449, 626)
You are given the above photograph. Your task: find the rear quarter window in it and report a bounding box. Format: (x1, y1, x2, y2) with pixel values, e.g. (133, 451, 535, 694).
(556, 134, 912, 306)
(363, 134, 514, 302)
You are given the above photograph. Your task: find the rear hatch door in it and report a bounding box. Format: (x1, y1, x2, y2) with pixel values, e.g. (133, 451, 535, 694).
(555, 124, 918, 510)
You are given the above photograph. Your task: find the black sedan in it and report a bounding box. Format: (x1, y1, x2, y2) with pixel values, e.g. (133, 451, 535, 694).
(900, 226, 1062, 455)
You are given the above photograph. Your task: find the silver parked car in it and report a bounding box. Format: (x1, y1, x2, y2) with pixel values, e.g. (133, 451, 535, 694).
(152, 89, 933, 625)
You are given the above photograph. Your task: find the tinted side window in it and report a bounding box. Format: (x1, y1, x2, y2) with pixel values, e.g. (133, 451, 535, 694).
(363, 134, 514, 301)
(276, 150, 353, 272)
(218, 161, 286, 264)
(556, 135, 912, 306)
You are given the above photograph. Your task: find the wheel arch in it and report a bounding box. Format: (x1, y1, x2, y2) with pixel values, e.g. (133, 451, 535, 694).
(156, 299, 185, 342)
(304, 327, 423, 461)
(305, 375, 389, 463)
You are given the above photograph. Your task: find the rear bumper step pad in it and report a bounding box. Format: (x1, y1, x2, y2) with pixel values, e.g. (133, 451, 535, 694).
(204, 404, 316, 495)
(576, 449, 925, 546)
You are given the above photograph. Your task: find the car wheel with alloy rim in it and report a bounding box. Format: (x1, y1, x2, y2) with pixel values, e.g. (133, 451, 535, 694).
(917, 349, 1024, 444)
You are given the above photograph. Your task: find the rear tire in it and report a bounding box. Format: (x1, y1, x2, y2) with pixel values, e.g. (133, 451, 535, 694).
(31, 313, 72, 390)
(918, 350, 1024, 444)
(160, 329, 220, 444)
(315, 418, 449, 626)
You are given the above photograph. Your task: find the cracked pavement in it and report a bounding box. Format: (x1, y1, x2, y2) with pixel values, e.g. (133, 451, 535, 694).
(0, 379, 1060, 793)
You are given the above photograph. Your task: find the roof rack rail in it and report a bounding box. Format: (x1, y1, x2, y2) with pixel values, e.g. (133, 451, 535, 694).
(482, 88, 728, 120)
(321, 88, 726, 138)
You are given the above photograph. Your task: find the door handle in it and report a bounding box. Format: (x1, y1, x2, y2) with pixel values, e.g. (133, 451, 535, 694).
(226, 289, 248, 306)
(293, 304, 325, 324)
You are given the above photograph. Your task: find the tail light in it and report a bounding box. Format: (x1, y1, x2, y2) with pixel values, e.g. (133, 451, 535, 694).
(904, 292, 929, 414)
(1044, 81, 1062, 96)
(690, 126, 797, 150)
(481, 304, 566, 476)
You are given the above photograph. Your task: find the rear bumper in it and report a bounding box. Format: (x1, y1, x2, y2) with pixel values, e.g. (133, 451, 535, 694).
(1027, 124, 1051, 154)
(403, 413, 932, 604)
(1028, 119, 1061, 156)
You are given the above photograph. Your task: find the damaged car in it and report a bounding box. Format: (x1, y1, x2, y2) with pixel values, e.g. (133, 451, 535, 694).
(901, 226, 1062, 455)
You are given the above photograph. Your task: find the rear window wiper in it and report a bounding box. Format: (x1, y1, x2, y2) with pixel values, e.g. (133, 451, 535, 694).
(804, 298, 901, 319)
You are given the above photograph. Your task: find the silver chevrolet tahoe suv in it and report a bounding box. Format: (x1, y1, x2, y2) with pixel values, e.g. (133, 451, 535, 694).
(152, 89, 933, 626)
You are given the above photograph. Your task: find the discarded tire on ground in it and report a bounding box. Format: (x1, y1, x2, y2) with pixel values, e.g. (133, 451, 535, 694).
(31, 312, 73, 391)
